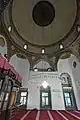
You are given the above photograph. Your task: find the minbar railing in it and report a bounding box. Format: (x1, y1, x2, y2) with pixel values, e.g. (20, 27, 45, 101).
(0, 54, 22, 84)
(0, 54, 22, 120)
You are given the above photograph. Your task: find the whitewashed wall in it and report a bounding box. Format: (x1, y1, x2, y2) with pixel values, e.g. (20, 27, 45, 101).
(27, 71, 65, 110)
(9, 54, 80, 110)
(58, 55, 80, 110)
(9, 55, 30, 87)
(68, 55, 80, 110)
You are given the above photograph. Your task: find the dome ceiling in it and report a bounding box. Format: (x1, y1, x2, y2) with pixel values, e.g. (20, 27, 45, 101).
(12, 0, 77, 46)
(1, 0, 80, 54)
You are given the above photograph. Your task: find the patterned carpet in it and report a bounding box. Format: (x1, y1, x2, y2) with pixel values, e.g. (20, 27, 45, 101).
(13, 109, 80, 120)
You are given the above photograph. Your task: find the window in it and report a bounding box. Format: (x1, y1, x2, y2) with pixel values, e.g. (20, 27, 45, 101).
(5, 93, 9, 101)
(40, 86, 52, 109)
(21, 92, 27, 96)
(20, 92, 27, 105)
(20, 97, 26, 105)
(42, 92, 49, 106)
(64, 93, 71, 106)
(42, 92, 48, 97)
(60, 73, 72, 85)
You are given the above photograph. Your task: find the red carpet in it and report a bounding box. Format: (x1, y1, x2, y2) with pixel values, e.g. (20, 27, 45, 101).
(12, 109, 27, 120)
(12, 109, 80, 120)
(39, 110, 50, 120)
(24, 109, 38, 120)
(50, 110, 65, 120)
(58, 110, 80, 120)
(70, 111, 80, 118)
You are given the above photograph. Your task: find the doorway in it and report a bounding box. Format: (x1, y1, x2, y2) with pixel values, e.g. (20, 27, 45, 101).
(40, 86, 52, 109)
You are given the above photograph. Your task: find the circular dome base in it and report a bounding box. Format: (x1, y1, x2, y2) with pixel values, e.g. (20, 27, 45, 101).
(8, 0, 77, 46)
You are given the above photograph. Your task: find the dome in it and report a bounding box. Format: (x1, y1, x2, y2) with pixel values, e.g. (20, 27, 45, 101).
(2, 0, 79, 54)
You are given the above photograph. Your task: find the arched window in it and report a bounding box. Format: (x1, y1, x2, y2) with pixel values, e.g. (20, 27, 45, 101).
(60, 73, 72, 86)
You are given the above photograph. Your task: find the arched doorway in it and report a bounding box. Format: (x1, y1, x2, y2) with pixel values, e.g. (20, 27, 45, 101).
(40, 86, 52, 109)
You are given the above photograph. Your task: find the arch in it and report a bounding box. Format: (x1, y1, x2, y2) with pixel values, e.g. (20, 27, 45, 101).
(60, 73, 72, 85)
(9, 53, 30, 88)
(0, 37, 5, 47)
(58, 51, 72, 62)
(0, 35, 7, 47)
(33, 59, 54, 71)
(59, 52, 71, 60)
(10, 52, 28, 60)
(57, 52, 79, 72)
(0, 35, 7, 56)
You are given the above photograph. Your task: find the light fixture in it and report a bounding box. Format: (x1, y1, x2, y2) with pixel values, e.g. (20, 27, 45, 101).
(24, 44, 28, 50)
(42, 81, 49, 88)
(34, 68, 38, 72)
(4, 54, 8, 58)
(60, 44, 63, 49)
(8, 26, 12, 32)
(77, 25, 80, 32)
(41, 48, 45, 54)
